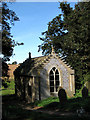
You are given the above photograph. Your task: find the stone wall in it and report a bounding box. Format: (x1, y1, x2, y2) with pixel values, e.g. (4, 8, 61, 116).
(40, 57, 75, 99)
(8, 64, 20, 80)
(15, 53, 75, 102)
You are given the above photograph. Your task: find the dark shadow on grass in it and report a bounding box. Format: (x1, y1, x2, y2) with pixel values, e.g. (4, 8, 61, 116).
(2, 95, 90, 120)
(38, 96, 90, 112)
(38, 102, 59, 110)
(2, 94, 17, 103)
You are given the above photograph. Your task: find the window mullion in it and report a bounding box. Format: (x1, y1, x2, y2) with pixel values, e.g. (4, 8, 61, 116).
(49, 67, 60, 93)
(54, 72, 56, 92)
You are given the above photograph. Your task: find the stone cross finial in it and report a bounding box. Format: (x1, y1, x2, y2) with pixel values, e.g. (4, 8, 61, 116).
(51, 46, 55, 54)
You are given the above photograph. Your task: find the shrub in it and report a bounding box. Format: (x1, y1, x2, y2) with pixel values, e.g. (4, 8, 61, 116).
(2, 81, 8, 88)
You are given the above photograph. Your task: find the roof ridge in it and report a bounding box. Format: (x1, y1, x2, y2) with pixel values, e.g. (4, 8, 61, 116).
(32, 55, 46, 59)
(14, 52, 74, 75)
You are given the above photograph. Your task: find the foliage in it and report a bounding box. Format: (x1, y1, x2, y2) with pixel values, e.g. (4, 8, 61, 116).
(1, 2, 23, 77)
(2, 2, 18, 61)
(2, 80, 8, 88)
(38, 2, 90, 89)
(2, 60, 9, 77)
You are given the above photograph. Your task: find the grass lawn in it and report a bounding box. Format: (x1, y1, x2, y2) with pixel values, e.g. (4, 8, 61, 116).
(1, 80, 90, 120)
(0, 80, 15, 96)
(2, 95, 90, 120)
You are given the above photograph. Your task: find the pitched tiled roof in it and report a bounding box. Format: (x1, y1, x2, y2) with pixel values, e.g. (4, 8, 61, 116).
(14, 55, 47, 76)
(14, 52, 74, 76)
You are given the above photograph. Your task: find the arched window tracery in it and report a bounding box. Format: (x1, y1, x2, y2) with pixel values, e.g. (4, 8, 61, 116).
(49, 67, 60, 92)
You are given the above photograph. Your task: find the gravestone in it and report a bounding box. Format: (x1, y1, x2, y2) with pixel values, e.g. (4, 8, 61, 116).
(82, 86, 88, 98)
(58, 87, 67, 105)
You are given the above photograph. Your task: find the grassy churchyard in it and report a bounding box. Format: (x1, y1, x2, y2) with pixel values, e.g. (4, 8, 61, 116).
(1, 80, 15, 96)
(1, 80, 90, 120)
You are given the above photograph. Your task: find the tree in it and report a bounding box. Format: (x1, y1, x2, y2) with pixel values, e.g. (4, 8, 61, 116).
(38, 2, 90, 89)
(1, 2, 23, 77)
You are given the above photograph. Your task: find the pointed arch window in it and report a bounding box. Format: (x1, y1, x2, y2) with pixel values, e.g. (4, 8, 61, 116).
(49, 67, 60, 92)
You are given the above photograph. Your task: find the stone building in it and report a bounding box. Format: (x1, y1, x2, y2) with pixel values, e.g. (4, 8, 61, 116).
(14, 48, 75, 102)
(8, 64, 19, 80)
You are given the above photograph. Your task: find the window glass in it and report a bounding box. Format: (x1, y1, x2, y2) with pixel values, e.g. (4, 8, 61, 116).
(49, 67, 60, 92)
(55, 75, 59, 80)
(50, 86, 54, 92)
(50, 81, 54, 86)
(50, 70, 53, 75)
(52, 67, 56, 71)
(56, 69, 59, 74)
(50, 75, 54, 80)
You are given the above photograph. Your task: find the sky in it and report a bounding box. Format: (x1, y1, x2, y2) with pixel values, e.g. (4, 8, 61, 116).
(7, 2, 76, 64)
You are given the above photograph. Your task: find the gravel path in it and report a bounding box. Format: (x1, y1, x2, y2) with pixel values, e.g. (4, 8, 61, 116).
(24, 106, 76, 116)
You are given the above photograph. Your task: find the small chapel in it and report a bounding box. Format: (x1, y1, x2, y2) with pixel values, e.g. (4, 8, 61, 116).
(14, 47, 75, 102)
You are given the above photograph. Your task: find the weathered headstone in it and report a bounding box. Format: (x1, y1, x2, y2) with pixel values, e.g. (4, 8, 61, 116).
(58, 87, 67, 105)
(82, 86, 88, 98)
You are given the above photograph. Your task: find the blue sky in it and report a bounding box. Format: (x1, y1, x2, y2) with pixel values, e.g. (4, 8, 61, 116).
(7, 2, 76, 64)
